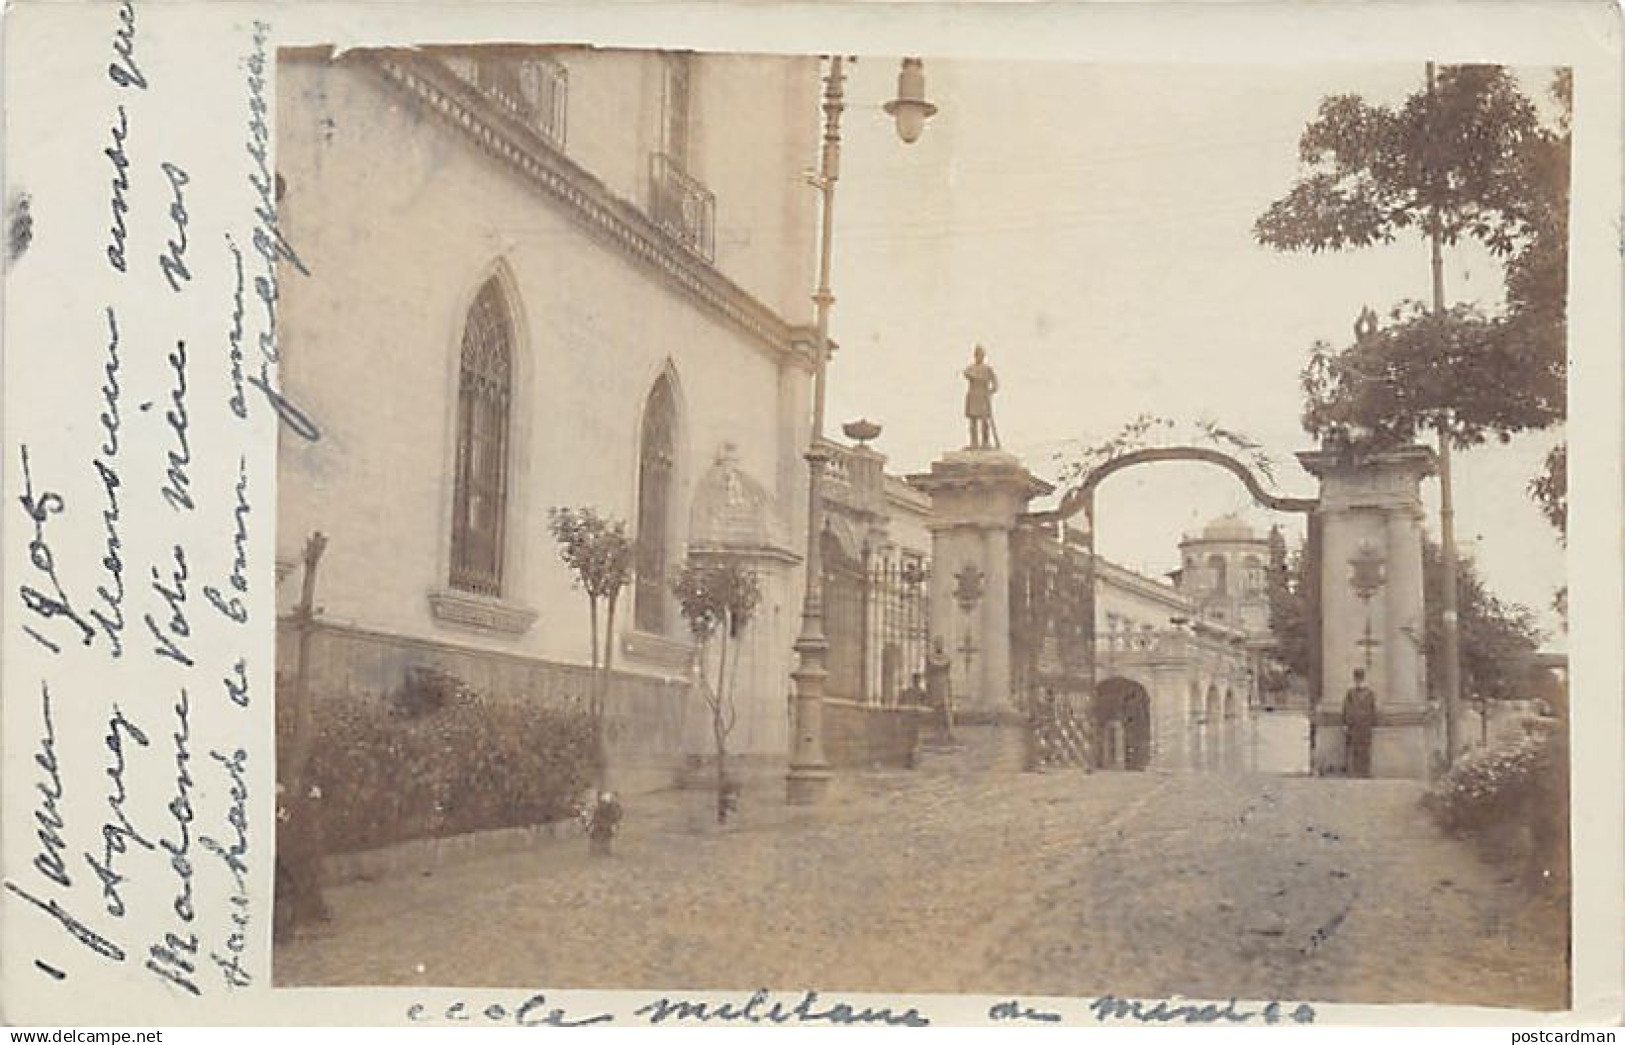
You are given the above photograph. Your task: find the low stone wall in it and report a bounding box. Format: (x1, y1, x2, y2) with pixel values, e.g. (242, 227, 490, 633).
(278, 619, 698, 794)
(322, 820, 574, 886)
(1310, 705, 1437, 780)
(950, 718, 1033, 773)
(823, 699, 926, 769)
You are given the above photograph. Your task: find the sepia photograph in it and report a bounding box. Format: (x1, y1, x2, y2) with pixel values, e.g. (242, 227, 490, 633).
(266, 43, 1573, 1012)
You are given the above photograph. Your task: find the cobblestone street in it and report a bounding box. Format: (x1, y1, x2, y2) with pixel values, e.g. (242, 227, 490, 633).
(276, 743, 1568, 1011)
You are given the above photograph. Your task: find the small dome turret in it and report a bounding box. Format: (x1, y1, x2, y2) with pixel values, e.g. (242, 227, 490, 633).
(1201, 512, 1256, 541)
(689, 443, 777, 550)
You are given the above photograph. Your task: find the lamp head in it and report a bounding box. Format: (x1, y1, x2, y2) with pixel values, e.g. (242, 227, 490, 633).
(883, 57, 937, 144)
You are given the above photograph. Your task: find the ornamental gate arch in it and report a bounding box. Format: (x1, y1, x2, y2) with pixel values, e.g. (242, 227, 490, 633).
(1020, 446, 1322, 772)
(1023, 442, 1437, 778)
(919, 437, 1436, 778)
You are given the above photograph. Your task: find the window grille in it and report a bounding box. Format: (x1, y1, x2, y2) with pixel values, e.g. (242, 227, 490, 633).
(441, 51, 569, 150)
(650, 54, 714, 260)
(634, 376, 678, 632)
(650, 152, 716, 261)
(450, 279, 513, 596)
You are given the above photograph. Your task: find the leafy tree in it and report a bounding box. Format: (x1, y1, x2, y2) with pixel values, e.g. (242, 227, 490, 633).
(672, 558, 761, 823)
(1260, 65, 1569, 456)
(1500, 69, 1572, 406)
(1298, 300, 1561, 452)
(1530, 442, 1567, 539)
(1422, 538, 1544, 705)
(1263, 525, 1311, 690)
(1259, 64, 1569, 757)
(1260, 529, 1542, 707)
(1256, 66, 1547, 260)
(1529, 440, 1567, 631)
(548, 506, 634, 790)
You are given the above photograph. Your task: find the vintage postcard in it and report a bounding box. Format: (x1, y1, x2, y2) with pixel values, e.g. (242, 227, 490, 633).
(3, 0, 1621, 1029)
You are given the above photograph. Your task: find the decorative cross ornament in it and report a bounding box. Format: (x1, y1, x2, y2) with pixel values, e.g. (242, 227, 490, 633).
(1349, 539, 1387, 671)
(957, 632, 980, 676)
(1357, 624, 1382, 670)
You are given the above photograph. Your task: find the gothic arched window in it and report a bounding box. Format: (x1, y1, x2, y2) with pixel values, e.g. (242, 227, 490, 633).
(634, 375, 678, 632)
(449, 278, 513, 596)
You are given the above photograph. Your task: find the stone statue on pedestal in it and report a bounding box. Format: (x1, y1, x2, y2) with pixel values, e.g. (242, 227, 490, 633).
(963, 344, 1000, 449)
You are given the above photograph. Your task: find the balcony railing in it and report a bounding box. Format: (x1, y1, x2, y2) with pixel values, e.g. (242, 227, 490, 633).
(649, 152, 716, 261)
(1097, 629, 1164, 654)
(441, 52, 568, 150)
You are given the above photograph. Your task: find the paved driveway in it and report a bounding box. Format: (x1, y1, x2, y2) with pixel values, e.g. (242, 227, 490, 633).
(276, 750, 1567, 1011)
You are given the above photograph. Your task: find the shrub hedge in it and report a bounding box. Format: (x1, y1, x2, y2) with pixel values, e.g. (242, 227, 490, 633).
(282, 674, 599, 855)
(1421, 716, 1569, 888)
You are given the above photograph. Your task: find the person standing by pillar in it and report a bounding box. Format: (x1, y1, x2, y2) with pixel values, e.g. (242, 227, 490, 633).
(925, 637, 955, 739)
(1343, 667, 1377, 778)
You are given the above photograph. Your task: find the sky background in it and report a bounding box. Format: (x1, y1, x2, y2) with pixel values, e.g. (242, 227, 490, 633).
(818, 58, 1568, 648)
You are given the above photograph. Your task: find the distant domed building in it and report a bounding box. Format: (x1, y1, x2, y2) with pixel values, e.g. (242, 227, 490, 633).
(1175, 512, 1271, 637)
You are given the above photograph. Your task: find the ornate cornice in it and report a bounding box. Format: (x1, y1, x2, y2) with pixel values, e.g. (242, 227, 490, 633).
(689, 540, 803, 566)
(787, 326, 820, 373)
(1296, 444, 1437, 482)
(1094, 558, 1190, 613)
(365, 52, 797, 362)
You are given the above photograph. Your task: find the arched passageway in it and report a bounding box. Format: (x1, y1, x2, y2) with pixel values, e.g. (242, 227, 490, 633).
(1095, 677, 1153, 771)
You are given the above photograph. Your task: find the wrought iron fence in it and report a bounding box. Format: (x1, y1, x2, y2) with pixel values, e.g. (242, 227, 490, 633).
(823, 545, 931, 706)
(650, 152, 716, 261)
(441, 52, 569, 150)
(870, 552, 931, 706)
(824, 538, 865, 702)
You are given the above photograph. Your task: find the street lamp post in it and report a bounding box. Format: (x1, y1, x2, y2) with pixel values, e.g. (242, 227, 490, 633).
(786, 56, 935, 805)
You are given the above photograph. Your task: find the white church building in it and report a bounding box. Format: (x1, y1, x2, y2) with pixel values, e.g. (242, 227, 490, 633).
(274, 45, 1290, 802)
(275, 46, 823, 784)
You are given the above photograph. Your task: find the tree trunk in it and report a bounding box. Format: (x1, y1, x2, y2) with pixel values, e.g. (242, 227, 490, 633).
(714, 629, 730, 821)
(282, 532, 331, 932)
(598, 593, 618, 790)
(588, 594, 600, 676)
(590, 594, 601, 777)
(726, 623, 743, 724)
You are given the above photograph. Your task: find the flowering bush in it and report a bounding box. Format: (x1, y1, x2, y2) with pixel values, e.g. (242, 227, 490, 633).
(1421, 718, 1569, 889)
(1421, 731, 1547, 836)
(285, 679, 598, 855)
(392, 665, 475, 718)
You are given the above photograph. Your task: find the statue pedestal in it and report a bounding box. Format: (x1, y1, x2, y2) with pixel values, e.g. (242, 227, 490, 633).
(912, 449, 1052, 719)
(1299, 445, 1438, 779)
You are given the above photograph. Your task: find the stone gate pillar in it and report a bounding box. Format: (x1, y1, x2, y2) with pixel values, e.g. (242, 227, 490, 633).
(1147, 654, 1193, 772)
(1298, 445, 1436, 779)
(913, 449, 1052, 719)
